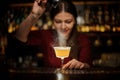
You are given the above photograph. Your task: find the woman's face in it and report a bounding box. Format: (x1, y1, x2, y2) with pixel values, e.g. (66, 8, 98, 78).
(53, 12, 75, 39)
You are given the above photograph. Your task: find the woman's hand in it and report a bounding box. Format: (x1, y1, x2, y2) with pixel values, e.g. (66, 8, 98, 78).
(62, 59, 90, 69)
(31, 0, 47, 18)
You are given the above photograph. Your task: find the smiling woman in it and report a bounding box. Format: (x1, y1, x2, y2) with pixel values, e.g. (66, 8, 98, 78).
(53, 12, 75, 42)
(6, 0, 92, 69)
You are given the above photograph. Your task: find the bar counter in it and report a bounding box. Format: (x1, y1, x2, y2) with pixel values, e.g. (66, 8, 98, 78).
(2, 67, 120, 80)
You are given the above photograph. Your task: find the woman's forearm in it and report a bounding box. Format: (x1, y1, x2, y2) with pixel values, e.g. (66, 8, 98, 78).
(15, 0, 47, 42)
(15, 12, 40, 42)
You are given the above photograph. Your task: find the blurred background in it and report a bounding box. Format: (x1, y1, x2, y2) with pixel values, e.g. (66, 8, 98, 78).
(0, 0, 120, 68)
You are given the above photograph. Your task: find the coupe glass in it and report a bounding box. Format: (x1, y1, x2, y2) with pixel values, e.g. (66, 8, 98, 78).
(53, 46, 71, 67)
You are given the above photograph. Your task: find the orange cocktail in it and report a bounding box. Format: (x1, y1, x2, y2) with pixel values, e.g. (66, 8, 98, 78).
(53, 47, 71, 59)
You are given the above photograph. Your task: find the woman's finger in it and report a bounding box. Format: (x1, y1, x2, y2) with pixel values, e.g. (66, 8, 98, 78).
(62, 60, 72, 69)
(79, 63, 84, 69)
(35, 0, 47, 7)
(74, 63, 81, 69)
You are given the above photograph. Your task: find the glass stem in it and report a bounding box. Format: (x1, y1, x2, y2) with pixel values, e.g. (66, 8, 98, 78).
(61, 58, 64, 67)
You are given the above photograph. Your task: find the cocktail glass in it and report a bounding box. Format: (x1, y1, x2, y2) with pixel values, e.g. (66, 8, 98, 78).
(53, 46, 71, 67)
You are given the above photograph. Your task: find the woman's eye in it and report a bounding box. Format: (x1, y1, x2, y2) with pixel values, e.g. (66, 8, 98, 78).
(65, 20, 72, 23)
(54, 19, 73, 24)
(54, 20, 61, 23)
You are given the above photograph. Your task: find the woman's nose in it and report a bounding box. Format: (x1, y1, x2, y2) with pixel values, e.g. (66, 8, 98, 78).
(61, 22, 66, 29)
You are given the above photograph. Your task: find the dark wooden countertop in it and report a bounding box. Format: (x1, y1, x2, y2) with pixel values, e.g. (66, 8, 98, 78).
(2, 67, 119, 80)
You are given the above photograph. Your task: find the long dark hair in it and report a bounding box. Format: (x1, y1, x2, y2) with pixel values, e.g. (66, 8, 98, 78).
(49, 0, 77, 20)
(50, 0, 80, 59)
